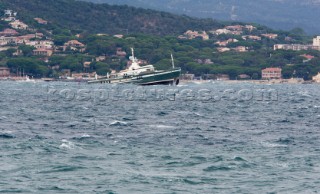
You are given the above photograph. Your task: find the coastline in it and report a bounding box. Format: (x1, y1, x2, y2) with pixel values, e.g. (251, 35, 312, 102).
(180, 78, 315, 84)
(0, 77, 317, 84)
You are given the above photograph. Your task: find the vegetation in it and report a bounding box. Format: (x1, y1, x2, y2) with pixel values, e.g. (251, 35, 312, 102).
(0, 0, 319, 80)
(0, 0, 224, 35)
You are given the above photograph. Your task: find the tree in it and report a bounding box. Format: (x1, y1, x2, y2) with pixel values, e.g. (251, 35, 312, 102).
(18, 45, 35, 57)
(7, 58, 49, 77)
(5, 48, 17, 58)
(93, 62, 110, 75)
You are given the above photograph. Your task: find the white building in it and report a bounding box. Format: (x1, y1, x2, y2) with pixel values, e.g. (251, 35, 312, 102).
(312, 72, 320, 83)
(211, 29, 231, 35)
(274, 44, 320, 51)
(313, 36, 320, 47)
(26, 40, 54, 50)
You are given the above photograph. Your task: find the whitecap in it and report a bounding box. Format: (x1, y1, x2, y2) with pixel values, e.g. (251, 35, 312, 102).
(109, 120, 128, 126)
(149, 125, 175, 129)
(298, 92, 312, 98)
(260, 141, 287, 148)
(59, 139, 75, 149)
(193, 112, 203, 117)
(81, 134, 91, 138)
(0, 116, 8, 120)
(269, 162, 289, 168)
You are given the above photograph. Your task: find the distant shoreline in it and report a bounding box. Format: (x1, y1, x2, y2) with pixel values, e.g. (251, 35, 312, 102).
(0, 77, 317, 84)
(180, 78, 315, 85)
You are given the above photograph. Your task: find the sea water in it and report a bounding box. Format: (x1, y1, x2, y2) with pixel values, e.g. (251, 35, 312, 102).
(1, 81, 320, 193)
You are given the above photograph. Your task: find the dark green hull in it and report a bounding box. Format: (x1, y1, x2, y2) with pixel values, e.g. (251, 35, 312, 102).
(88, 68, 181, 85)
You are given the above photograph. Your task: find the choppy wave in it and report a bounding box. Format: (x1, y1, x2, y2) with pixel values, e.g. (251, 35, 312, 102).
(1, 82, 320, 193)
(59, 139, 76, 149)
(109, 120, 129, 126)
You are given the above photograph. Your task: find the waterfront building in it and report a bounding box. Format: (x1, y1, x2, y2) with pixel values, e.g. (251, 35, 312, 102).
(261, 67, 282, 79)
(312, 72, 320, 83)
(0, 67, 10, 77)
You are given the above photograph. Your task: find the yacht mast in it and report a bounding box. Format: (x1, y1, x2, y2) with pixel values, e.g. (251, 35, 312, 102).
(171, 53, 175, 69)
(131, 48, 136, 63)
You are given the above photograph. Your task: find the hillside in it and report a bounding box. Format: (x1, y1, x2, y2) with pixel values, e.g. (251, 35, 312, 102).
(84, 0, 320, 35)
(0, 0, 319, 81)
(0, 0, 225, 36)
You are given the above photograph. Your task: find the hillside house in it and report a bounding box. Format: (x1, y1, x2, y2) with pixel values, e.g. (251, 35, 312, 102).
(244, 25, 256, 31)
(0, 28, 19, 36)
(261, 33, 278, 39)
(19, 34, 36, 40)
(215, 38, 238, 46)
(184, 30, 209, 40)
(261, 67, 282, 79)
(217, 47, 231, 52)
(64, 40, 85, 47)
(34, 18, 48, 25)
(35, 33, 44, 39)
(274, 44, 320, 51)
(300, 54, 315, 63)
(211, 29, 231, 35)
(9, 20, 28, 30)
(3, 9, 17, 22)
(4, 10, 17, 17)
(26, 40, 54, 50)
(83, 62, 91, 68)
(224, 25, 243, 35)
(64, 40, 85, 52)
(33, 49, 53, 56)
(242, 35, 261, 41)
(114, 34, 124, 38)
(0, 36, 16, 45)
(225, 25, 243, 31)
(233, 46, 248, 52)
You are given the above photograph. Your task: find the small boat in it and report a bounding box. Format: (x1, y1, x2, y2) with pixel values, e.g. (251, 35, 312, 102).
(16, 75, 36, 83)
(88, 48, 181, 85)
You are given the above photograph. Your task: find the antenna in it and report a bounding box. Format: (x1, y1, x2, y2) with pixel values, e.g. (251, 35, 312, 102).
(171, 53, 175, 69)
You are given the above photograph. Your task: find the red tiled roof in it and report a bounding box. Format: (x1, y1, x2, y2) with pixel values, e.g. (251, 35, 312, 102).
(262, 67, 282, 71)
(0, 28, 19, 35)
(300, 54, 315, 60)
